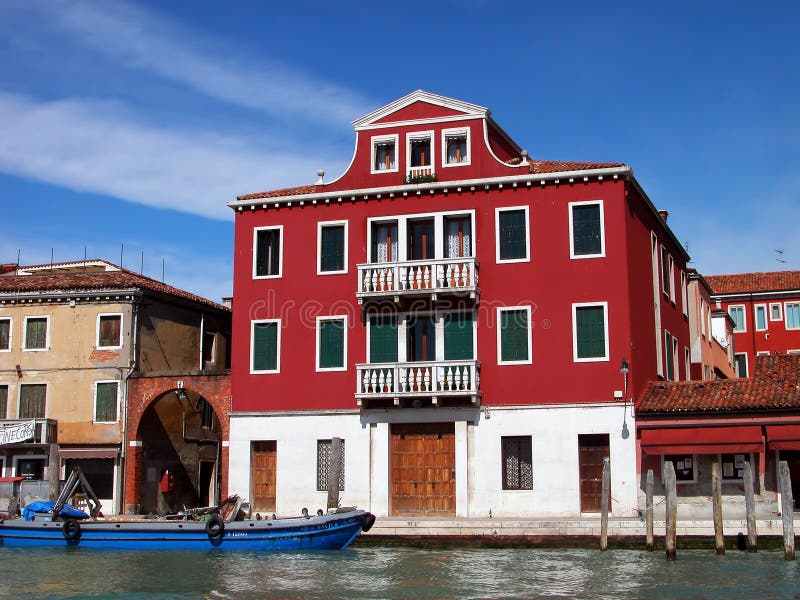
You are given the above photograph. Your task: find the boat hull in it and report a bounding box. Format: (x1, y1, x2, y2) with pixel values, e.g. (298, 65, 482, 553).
(0, 510, 373, 551)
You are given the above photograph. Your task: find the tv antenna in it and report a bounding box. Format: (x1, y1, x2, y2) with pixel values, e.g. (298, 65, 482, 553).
(776, 249, 786, 264)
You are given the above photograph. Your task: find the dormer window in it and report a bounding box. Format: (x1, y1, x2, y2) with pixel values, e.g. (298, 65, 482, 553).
(406, 131, 434, 180)
(442, 127, 470, 167)
(371, 134, 398, 174)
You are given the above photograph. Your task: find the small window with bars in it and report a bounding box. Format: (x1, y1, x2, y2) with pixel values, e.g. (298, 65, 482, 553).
(502, 436, 533, 490)
(317, 439, 345, 491)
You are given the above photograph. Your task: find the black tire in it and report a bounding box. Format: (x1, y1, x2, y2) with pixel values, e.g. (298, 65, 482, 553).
(206, 515, 225, 540)
(362, 513, 376, 532)
(62, 519, 81, 541)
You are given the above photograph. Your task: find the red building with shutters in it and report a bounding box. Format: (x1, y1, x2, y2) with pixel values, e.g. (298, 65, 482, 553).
(226, 91, 690, 518)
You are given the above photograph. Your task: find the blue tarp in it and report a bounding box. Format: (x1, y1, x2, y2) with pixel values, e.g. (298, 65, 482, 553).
(22, 501, 89, 521)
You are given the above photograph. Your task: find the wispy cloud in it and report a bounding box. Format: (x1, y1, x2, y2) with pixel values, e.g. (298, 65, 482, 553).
(31, 0, 373, 124)
(0, 92, 341, 220)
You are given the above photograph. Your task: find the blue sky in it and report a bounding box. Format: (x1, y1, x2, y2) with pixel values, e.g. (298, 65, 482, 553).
(1, 0, 797, 302)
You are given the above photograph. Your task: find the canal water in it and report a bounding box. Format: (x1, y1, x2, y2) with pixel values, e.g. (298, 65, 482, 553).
(0, 545, 798, 599)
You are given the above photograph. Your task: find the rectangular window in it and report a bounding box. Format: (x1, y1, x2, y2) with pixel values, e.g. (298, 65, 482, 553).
(97, 314, 122, 348)
(372, 134, 398, 173)
(24, 317, 48, 350)
(661, 246, 671, 297)
(201, 399, 214, 428)
(408, 132, 434, 171)
(681, 271, 688, 316)
(668, 256, 675, 302)
(369, 316, 398, 363)
(703, 365, 711, 380)
(497, 307, 531, 364)
(406, 316, 436, 362)
(94, 381, 119, 423)
(569, 201, 604, 258)
(202, 332, 216, 367)
(444, 215, 472, 258)
(0, 385, 7, 419)
(786, 302, 800, 330)
(251, 320, 280, 373)
(443, 313, 474, 360)
(573, 303, 609, 362)
(317, 317, 346, 371)
(19, 384, 46, 419)
(665, 331, 675, 380)
(442, 128, 470, 166)
(755, 304, 767, 332)
(770, 303, 783, 321)
(685, 347, 691, 381)
(728, 305, 746, 332)
(721, 453, 746, 480)
(495, 206, 529, 263)
(673, 337, 680, 381)
(0, 318, 10, 351)
(253, 227, 282, 278)
(734, 353, 748, 378)
(502, 436, 533, 490)
(370, 221, 398, 263)
(318, 221, 347, 274)
(665, 455, 695, 483)
(316, 439, 345, 491)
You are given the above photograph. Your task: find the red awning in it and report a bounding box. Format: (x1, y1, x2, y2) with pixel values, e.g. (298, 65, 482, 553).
(640, 426, 763, 455)
(59, 448, 118, 459)
(766, 425, 800, 451)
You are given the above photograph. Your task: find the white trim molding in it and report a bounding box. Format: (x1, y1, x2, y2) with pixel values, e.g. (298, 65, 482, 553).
(252, 225, 284, 280)
(572, 302, 610, 363)
(370, 133, 399, 175)
(317, 220, 349, 276)
(441, 126, 471, 168)
(496, 305, 533, 366)
(495, 205, 530, 264)
(568, 200, 606, 260)
(250, 318, 281, 375)
(22, 315, 50, 352)
(315, 315, 349, 372)
(0, 316, 11, 352)
(95, 313, 124, 350)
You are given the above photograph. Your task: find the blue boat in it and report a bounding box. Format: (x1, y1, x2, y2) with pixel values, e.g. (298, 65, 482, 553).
(0, 508, 375, 550)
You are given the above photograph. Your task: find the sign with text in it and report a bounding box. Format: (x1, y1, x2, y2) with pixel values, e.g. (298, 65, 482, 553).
(0, 421, 36, 446)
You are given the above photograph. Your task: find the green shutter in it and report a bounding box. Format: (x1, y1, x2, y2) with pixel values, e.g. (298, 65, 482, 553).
(576, 306, 606, 359)
(0, 385, 7, 419)
(319, 319, 345, 369)
(26, 318, 47, 349)
(252, 322, 278, 371)
(19, 384, 46, 419)
(95, 382, 118, 422)
(369, 317, 397, 363)
(444, 313, 474, 360)
(500, 309, 529, 362)
(572, 204, 602, 255)
(0, 320, 9, 350)
(320, 225, 345, 272)
(499, 210, 526, 260)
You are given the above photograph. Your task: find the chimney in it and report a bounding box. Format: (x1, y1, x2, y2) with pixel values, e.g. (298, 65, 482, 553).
(658, 210, 669, 223)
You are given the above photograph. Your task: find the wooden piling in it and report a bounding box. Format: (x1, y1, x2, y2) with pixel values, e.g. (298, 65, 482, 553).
(778, 460, 795, 561)
(646, 469, 654, 552)
(743, 461, 757, 552)
(48, 443, 60, 501)
(327, 437, 343, 510)
(664, 460, 677, 560)
(600, 457, 610, 551)
(712, 459, 724, 555)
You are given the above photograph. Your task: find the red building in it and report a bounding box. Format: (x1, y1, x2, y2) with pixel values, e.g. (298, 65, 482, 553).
(226, 91, 690, 518)
(706, 271, 800, 378)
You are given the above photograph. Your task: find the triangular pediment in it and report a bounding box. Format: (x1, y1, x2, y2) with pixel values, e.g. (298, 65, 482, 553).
(353, 90, 489, 129)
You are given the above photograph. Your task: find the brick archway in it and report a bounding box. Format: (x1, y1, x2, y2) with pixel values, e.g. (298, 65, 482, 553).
(124, 372, 230, 514)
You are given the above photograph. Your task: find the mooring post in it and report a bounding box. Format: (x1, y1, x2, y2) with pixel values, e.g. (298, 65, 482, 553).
(327, 437, 343, 510)
(48, 443, 60, 501)
(600, 457, 610, 551)
(646, 469, 654, 552)
(778, 460, 795, 561)
(712, 459, 724, 555)
(743, 461, 758, 552)
(664, 460, 677, 560)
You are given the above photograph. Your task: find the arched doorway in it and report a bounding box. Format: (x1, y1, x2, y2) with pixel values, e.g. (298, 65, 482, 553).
(136, 387, 222, 515)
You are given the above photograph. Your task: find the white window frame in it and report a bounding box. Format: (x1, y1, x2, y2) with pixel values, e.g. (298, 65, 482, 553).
(680, 271, 688, 316)
(93, 380, 120, 424)
(568, 200, 606, 260)
(756, 351, 771, 356)
(370, 133, 399, 174)
(250, 318, 281, 375)
(0, 316, 11, 352)
(0, 383, 9, 420)
(315, 315, 348, 372)
(734, 352, 748, 378)
(660, 245, 671, 299)
(663, 455, 697, 484)
(787, 349, 800, 355)
(770, 302, 783, 322)
(785, 302, 800, 330)
(664, 330, 675, 380)
(495, 205, 531, 264)
(316, 220, 349, 276)
(252, 225, 284, 280)
(668, 255, 676, 303)
(22, 315, 50, 352)
(95, 313, 123, 349)
(684, 347, 691, 381)
(406, 130, 435, 178)
(754, 303, 768, 332)
(672, 336, 680, 381)
(496, 306, 533, 366)
(18, 382, 47, 419)
(728, 304, 746, 333)
(441, 127, 471, 168)
(571, 301, 610, 363)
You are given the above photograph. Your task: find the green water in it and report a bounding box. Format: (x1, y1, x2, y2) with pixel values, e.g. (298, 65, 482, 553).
(0, 545, 798, 599)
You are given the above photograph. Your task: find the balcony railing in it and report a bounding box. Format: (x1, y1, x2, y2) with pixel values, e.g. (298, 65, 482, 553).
(0, 418, 57, 445)
(357, 257, 478, 302)
(355, 360, 481, 406)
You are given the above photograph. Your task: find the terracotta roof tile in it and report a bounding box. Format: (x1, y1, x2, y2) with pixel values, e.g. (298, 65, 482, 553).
(705, 271, 800, 295)
(527, 160, 624, 174)
(637, 355, 800, 413)
(236, 184, 317, 201)
(0, 267, 229, 312)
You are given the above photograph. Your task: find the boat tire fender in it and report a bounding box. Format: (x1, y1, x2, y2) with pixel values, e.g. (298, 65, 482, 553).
(362, 513, 376, 532)
(62, 519, 81, 541)
(206, 515, 225, 539)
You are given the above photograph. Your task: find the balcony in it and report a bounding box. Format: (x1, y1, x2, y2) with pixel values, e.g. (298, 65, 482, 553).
(355, 360, 481, 407)
(0, 418, 57, 445)
(357, 257, 479, 303)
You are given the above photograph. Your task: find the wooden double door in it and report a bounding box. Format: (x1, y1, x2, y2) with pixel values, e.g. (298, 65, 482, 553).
(579, 434, 610, 513)
(391, 423, 455, 517)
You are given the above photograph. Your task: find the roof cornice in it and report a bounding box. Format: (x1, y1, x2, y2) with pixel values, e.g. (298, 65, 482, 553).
(352, 90, 489, 129)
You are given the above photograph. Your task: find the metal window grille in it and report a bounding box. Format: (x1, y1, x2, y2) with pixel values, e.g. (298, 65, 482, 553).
(316, 439, 345, 491)
(502, 436, 533, 490)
